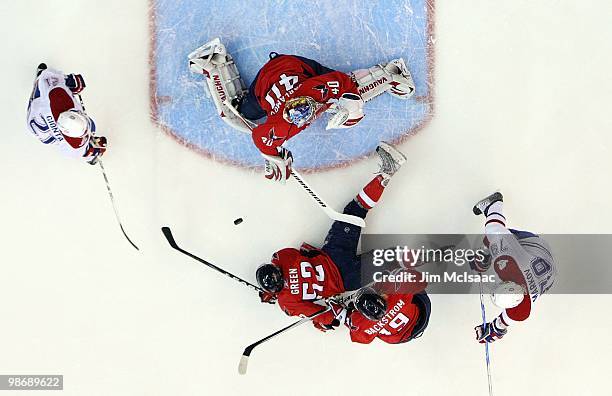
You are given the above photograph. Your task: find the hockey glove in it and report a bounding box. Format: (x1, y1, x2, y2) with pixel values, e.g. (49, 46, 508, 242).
(312, 300, 347, 332)
(469, 248, 492, 273)
(262, 147, 293, 183)
(313, 310, 341, 332)
(259, 291, 277, 304)
(326, 93, 365, 130)
(85, 136, 107, 165)
(65, 74, 86, 94)
(475, 317, 507, 343)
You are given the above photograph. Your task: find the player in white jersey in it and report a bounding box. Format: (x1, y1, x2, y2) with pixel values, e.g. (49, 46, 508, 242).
(471, 192, 557, 343)
(26, 64, 107, 165)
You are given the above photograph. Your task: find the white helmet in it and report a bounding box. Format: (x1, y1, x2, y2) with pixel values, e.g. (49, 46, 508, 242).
(57, 110, 89, 138)
(491, 281, 526, 309)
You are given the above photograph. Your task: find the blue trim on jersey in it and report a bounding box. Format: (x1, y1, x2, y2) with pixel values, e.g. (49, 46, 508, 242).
(509, 229, 538, 239)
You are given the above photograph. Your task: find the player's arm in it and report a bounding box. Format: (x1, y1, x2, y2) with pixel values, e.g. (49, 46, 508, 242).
(252, 125, 294, 183)
(475, 296, 530, 343)
(346, 311, 377, 344)
(278, 297, 337, 332)
(502, 294, 532, 324)
(252, 123, 288, 155)
(306, 71, 364, 129)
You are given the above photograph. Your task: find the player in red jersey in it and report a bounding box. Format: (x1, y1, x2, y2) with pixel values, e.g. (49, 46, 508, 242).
(188, 38, 415, 182)
(470, 192, 557, 343)
(344, 268, 431, 344)
(239, 53, 361, 154)
(255, 142, 407, 331)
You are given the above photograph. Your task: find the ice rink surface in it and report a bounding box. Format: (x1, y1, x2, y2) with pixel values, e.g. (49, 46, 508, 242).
(2, 1, 612, 395)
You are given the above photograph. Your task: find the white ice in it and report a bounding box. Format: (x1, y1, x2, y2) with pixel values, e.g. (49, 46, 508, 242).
(1, 1, 611, 395)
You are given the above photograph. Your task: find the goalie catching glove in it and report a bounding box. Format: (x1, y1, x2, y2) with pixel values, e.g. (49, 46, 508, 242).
(262, 147, 293, 183)
(326, 93, 365, 130)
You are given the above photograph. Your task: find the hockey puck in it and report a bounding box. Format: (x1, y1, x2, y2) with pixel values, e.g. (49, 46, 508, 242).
(234, 218, 243, 225)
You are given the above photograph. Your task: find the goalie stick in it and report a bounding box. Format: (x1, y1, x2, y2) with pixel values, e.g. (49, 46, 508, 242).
(161, 226, 263, 293)
(76, 94, 139, 251)
(238, 306, 332, 375)
(222, 100, 366, 228)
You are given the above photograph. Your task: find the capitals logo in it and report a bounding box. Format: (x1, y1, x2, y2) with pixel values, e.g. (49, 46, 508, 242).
(261, 127, 283, 147)
(150, 0, 435, 169)
(312, 84, 329, 100)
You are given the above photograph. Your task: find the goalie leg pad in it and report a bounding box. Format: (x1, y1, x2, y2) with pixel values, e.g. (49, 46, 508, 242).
(352, 58, 416, 102)
(384, 58, 416, 99)
(188, 38, 250, 133)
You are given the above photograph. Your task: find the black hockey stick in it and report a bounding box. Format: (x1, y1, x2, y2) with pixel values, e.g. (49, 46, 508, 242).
(76, 94, 139, 250)
(238, 306, 331, 375)
(161, 227, 263, 293)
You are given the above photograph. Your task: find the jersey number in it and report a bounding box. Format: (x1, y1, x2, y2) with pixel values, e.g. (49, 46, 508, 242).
(29, 118, 56, 144)
(264, 74, 299, 109)
(300, 262, 325, 300)
(378, 313, 410, 336)
(530, 257, 555, 294)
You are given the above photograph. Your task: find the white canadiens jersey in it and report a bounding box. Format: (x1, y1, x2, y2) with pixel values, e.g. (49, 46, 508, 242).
(488, 231, 557, 323)
(26, 68, 91, 158)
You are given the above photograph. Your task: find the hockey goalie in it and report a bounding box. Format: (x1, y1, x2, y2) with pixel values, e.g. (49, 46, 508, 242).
(187, 38, 415, 182)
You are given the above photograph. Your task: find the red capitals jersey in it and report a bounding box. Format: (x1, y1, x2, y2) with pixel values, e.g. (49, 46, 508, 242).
(250, 55, 359, 155)
(347, 293, 422, 345)
(272, 245, 345, 317)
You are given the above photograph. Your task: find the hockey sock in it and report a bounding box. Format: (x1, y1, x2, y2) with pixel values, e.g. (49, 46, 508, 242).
(484, 201, 508, 234)
(356, 175, 386, 210)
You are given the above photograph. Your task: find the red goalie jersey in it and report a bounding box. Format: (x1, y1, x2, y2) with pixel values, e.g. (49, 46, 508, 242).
(271, 245, 346, 318)
(250, 55, 359, 155)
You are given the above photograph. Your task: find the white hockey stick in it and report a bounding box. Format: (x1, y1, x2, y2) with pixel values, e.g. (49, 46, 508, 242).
(479, 279, 494, 396)
(222, 100, 366, 227)
(290, 169, 365, 227)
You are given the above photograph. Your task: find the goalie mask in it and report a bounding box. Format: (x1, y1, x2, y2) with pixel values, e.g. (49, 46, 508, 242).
(354, 287, 387, 321)
(491, 281, 526, 309)
(256, 264, 284, 293)
(283, 96, 316, 128)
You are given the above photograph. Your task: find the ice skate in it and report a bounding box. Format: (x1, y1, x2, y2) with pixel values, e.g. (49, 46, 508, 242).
(473, 192, 503, 216)
(376, 141, 407, 181)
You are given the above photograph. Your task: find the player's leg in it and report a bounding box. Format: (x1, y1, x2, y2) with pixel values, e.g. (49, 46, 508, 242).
(473, 192, 533, 272)
(352, 59, 416, 102)
(238, 74, 267, 120)
(322, 142, 406, 290)
(473, 192, 510, 236)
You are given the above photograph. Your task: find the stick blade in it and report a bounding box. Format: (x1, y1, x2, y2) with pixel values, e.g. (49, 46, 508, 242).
(161, 226, 179, 249)
(238, 355, 249, 375)
(120, 224, 140, 250)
